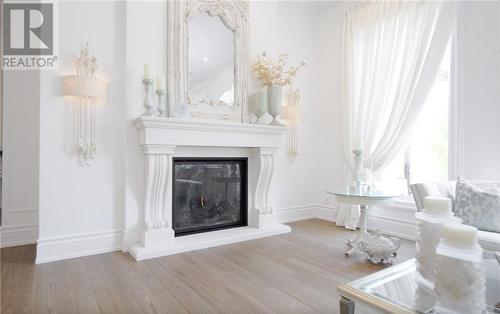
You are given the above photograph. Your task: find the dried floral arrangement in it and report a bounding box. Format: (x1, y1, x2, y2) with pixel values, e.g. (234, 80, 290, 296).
(251, 53, 306, 87)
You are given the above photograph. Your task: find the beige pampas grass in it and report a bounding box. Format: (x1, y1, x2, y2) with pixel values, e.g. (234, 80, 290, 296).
(251, 52, 306, 87)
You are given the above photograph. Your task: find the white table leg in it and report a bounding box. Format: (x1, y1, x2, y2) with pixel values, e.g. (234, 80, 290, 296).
(345, 205, 368, 257)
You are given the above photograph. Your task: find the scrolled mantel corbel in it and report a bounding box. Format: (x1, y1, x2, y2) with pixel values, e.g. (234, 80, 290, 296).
(251, 147, 279, 228)
(141, 144, 176, 247)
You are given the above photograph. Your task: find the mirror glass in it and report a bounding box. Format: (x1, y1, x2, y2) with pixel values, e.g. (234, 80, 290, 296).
(188, 14, 235, 107)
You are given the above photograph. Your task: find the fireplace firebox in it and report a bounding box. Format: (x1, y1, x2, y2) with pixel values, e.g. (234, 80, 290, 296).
(172, 158, 248, 236)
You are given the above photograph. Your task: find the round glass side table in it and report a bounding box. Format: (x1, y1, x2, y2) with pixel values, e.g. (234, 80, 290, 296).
(326, 188, 401, 264)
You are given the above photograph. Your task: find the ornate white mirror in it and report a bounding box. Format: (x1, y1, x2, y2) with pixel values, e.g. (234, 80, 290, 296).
(167, 0, 249, 122)
(189, 14, 234, 107)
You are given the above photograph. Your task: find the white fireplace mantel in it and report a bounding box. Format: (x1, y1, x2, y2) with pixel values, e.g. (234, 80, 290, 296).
(133, 116, 286, 148)
(129, 116, 291, 261)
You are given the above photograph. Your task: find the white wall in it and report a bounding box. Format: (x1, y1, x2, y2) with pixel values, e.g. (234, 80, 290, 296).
(454, 1, 500, 181)
(314, 2, 353, 199)
(37, 1, 127, 262)
(1, 70, 39, 247)
(259, 1, 338, 210)
(123, 0, 168, 250)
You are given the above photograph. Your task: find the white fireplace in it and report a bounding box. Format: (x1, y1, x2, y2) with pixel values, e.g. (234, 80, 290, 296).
(129, 116, 291, 261)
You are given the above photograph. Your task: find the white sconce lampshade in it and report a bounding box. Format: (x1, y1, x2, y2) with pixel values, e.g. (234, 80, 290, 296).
(281, 86, 301, 162)
(63, 75, 108, 101)
(281, 104, 300, 120)
(281, 104, 301, 162)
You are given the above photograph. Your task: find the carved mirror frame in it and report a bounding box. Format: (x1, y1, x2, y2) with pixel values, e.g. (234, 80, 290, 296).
(167, 0, 249, 122)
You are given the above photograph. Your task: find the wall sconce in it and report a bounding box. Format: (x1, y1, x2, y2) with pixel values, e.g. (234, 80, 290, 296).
(281, 86, 301, 162)
(63, 43, 108, 166)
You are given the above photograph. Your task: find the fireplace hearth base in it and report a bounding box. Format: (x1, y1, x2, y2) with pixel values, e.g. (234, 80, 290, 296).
(129, 224, 291, 261)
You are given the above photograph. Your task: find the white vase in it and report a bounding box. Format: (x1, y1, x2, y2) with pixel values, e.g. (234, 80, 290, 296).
(249, 92, 267, 124)
(267, 85, 283, 126)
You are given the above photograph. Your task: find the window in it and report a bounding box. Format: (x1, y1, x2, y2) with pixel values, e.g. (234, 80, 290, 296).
(378, 42, 451, 194)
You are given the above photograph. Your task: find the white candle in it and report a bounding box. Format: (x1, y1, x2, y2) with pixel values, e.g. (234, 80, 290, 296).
(143, 64, 152, 80)
(441, 223, 478, 249)
(423, 197, 452, 217)
(404, 148, 411, 165)
(352, 135, 363, 151)
(156, 75, 166, 90)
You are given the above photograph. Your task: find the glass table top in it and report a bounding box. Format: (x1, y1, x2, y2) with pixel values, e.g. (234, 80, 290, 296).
(325, 186, 401, 200)
(339, 252, 500, 313)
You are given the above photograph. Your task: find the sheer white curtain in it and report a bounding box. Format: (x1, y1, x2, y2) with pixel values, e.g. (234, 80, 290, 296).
(335, 1, 457, 230)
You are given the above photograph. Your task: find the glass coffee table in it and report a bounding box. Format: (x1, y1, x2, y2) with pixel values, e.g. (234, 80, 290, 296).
(326, 188, 401, 264)
(337, 251, 500, 313)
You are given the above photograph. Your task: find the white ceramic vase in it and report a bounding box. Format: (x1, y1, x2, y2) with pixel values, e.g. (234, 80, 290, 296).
(267, 85, 283, 126)
(249, 92, 267, 124)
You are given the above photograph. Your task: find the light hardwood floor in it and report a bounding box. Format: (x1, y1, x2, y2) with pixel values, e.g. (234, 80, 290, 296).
(1, 219, 416, 314)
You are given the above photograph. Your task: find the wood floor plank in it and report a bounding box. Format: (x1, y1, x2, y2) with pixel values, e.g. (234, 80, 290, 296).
(1, 246, 26, 314)
(66, 258, 100, 314)
(144, 258, 218, 313)
(34, 262, 56, 314)
(227, 241, 340, 312)
(91, 254, 144, 314)
(159, 252, 273, 313)
(1, 220, 416, 314)
(157, 254, 241, 313)
(191, 249, 282, 314)
(212, 241, 334, 312)
(123, 253, 188, 314)
(82, 256, 121, 314)
(106, 252, 162, 314)
(201, 248, 316, 313)
(124, 253, 165, 295)
(53, 260, 78, 314)
(15, 245, 37, 314)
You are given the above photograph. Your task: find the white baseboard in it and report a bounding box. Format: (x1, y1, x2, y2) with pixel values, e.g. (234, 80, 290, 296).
(276, 204, 417, 241)
(275, 205, 318, 223)
(367, 214, 417, 241)
(275, 204, 336, 223)
(314, 205, 337, 222)
(35, 229, 123, 264)
(0, 224, 38, 248)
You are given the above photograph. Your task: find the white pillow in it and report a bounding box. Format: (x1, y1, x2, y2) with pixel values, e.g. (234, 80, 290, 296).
(454, 178, 500, 233)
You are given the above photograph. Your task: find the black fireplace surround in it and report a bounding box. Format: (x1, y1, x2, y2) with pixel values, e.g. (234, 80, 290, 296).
(172, 158, 248, 236)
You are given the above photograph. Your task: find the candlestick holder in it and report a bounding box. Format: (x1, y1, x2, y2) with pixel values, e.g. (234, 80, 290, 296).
(156, 89, 168, 117)
(352, 149, 363, 190)
(142, 78, 156, 116)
